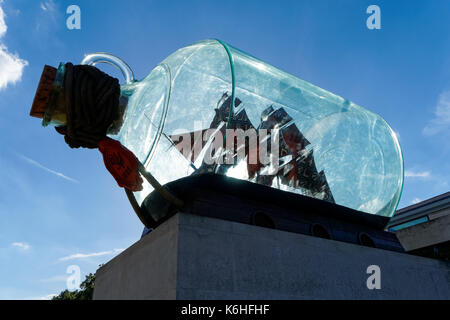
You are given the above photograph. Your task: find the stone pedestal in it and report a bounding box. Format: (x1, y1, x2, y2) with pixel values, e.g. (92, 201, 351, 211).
(93, 213, 450, 300)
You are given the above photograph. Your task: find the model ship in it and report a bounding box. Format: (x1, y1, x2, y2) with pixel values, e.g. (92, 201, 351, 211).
(170, 93, 335, 203)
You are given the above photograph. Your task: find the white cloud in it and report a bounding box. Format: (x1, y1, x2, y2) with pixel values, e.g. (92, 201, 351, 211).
(19, 154, 79, 183)
(40, 1, 56, 12)
(0, 6, 6, 37)
(11, 242, 30, 250)
(411, 198, 421, 205)
(0, 4, 28, 90)
(59, 248, 124, 262)
(40, 275, 68, 283)
(405, 170, 431, 178)
(423, 90, 450, 136)
(31, 293, 57, 300)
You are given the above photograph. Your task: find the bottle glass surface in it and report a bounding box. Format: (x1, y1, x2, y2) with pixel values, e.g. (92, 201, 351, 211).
(91, 39, 403, 217)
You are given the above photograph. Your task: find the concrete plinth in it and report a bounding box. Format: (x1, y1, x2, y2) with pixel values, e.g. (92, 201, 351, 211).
(93, 213, 450, 300)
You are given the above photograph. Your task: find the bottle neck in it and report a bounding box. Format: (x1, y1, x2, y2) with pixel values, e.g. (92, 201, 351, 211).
(107, 93, 129, 135)
(31, 62, 129, 133)
(38, 86, 129, 135)
(31, 62, 124, 148)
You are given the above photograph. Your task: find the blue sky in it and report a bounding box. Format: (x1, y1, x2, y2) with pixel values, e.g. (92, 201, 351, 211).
(0, 0, 448, 299)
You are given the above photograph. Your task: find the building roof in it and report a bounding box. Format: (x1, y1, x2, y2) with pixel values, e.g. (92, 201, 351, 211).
(388, 191, 450, 228)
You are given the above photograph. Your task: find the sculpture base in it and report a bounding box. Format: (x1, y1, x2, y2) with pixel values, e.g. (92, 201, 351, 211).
(93, 213, 450, 299)
(140, 174, 403, 252)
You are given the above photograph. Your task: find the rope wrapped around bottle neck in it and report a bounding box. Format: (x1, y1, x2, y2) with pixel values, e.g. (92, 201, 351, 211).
(53, 62, 184, 226)
(55, 62, 120, 148)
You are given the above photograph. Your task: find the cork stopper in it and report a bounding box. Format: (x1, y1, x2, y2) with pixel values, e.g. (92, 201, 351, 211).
(30, 65, 57, 119)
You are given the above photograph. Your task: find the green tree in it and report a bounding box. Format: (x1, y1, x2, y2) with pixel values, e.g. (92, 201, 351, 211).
(52, 273, 95, 300)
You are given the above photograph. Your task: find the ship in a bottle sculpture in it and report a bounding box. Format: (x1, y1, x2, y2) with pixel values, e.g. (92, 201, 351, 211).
(30, 39, 404, 231)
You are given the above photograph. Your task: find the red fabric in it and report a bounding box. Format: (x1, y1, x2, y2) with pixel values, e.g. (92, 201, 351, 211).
(98, 138, 143, 191)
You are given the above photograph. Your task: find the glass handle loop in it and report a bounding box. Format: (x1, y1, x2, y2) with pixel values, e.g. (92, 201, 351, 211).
(81, 53, 135, 84)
